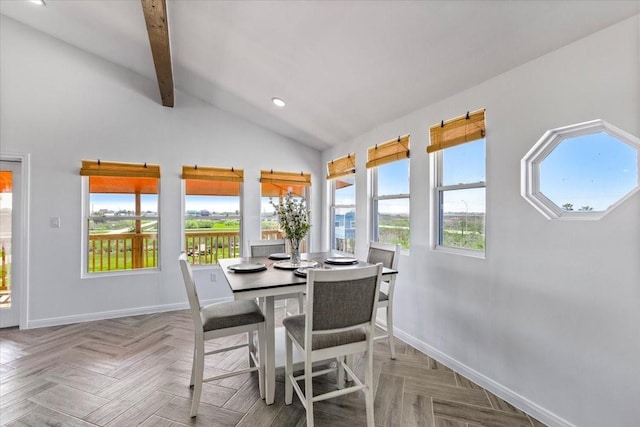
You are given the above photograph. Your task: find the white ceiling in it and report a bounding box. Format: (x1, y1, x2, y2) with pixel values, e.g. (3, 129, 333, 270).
(2, 0, 638, 151)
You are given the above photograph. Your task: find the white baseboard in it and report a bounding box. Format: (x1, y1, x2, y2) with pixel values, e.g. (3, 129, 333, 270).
(25, 298, 231, 329)
(393, 327, 576, 427)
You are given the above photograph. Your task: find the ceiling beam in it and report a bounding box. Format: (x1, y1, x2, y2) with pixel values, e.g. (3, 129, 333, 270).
(141, 0, 174, 107)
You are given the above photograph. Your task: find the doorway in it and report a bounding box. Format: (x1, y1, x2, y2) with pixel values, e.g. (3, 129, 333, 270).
(0, 159, 23, 328)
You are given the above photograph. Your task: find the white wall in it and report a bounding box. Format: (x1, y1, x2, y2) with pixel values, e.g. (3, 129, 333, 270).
(0, 16, 322, 325)
(322, 15, 640, 427)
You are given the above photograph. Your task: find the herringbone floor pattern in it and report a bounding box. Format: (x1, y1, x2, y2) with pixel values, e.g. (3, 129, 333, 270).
(1, 307, 547, 426)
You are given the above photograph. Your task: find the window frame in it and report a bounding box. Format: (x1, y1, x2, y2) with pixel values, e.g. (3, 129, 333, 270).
(80, 161, 161, 278)
(433, 147, 486, 256)
(521, 119, 640, 220)
(182, 166, 244, 266)
(370, 158, 411, 250)
(429, 110, 486, 257)
(329, 174, 356, 254)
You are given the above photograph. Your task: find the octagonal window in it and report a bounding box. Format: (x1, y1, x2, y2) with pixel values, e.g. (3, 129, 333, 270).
(522, 119, 640, 220)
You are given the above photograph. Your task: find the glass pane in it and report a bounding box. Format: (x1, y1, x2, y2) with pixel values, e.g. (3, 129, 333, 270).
(378, 159, 409, 195)
(440, 188, 485, 250)
(376, 198, 409, 249)
(334, 174, 355, 205)
(185, 194, 241, 264)
(332, 207, 355, 253)
(442, 139, 486, 186)
(0, 171, 12, 308)
(540, 132, 638, 212)
(88, 178, 159, 273)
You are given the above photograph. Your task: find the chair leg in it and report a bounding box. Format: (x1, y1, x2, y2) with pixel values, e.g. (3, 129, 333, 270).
(364, 347, 375, 427)
(305, 360, 314, 427)
(248, 330, 256, 368)
(257, 324, 266, 400)
(336, 356, 345, 389)
(386, 305, 395, 359)
(190, 343, 204, 417)
(345, 354, 354, 382)
(297, 293, 304, 314)
(284, 333, 293, 405)
(189, 343, 196, 388)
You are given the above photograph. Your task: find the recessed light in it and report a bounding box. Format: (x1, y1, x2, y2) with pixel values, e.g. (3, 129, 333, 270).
(271, 97, 286, 108)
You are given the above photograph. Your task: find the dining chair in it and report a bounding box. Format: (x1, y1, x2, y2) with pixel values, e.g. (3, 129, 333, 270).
(283, 264, 383, 427)
(179, 253, 266, 418)
(367, 241, 401, 359)
(249, 239, 304, 316)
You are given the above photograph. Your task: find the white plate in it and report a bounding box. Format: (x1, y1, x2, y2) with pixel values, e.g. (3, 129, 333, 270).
(324, 257, 359, 265)
(273, 260, 319, 270)
(228, 263, 267, 273)
(268, 253, 290, 260)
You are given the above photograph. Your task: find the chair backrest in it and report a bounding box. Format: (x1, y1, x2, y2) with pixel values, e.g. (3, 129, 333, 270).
(249, 239, 286, 257)
(305, 264, 383, 335)
(367, 241, 400, 270)
(179, 253, 204, 330)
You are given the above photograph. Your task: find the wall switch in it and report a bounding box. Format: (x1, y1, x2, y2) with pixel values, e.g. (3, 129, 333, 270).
(210, 273, 217, 282)
(49, 216, 60, 228)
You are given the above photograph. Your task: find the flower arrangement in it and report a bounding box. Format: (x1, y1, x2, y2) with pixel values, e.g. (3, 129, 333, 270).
(270, 192, 311, 243)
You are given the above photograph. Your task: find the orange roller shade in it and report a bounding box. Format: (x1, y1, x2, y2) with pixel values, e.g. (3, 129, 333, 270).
(260, 170, 310, 198)
(327, 153, 355, 180)
(89, 176, 158, 194)
(0, 171, 12, 193)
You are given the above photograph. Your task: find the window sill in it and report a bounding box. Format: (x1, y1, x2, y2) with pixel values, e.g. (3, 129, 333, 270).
(434, 245, 485, 259)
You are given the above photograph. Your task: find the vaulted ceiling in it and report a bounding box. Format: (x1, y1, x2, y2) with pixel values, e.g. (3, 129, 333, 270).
(1, 0, 638, 151)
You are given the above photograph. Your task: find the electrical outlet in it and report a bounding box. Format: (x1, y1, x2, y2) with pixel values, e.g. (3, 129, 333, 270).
(210, 273, 217, 282)
(49, 216, 60, 228)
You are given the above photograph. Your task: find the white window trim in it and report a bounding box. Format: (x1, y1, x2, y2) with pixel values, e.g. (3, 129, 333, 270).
(329, 178, 356, 254)
(432, 146, 486, 257)
(81, 177, 161, 278)
(521, 119, 640, 220)
(370, 165, 410, 249)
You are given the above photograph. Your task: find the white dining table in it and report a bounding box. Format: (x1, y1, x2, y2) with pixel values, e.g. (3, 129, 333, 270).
(218, 252, 398, 405)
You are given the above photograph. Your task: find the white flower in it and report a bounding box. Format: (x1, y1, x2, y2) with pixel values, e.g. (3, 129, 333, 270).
(270, 193, 311, 241)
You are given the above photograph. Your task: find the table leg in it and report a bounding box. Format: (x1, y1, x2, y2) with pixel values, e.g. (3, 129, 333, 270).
(263, 295, 275, 404)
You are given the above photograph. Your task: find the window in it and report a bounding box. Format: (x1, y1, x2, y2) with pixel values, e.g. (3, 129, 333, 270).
(367, 135, 410, 250)
(80, 160, 160, 273)
(182, 165, 243, 264)
(429, 109, 486, 253)
(260, 170, 311, 251)
(327, 153, 356, 254)
(522, 119, 640, 220)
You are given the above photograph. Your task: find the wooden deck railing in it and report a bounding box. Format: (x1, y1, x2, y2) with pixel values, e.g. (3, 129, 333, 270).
(88, 229, 288, 271)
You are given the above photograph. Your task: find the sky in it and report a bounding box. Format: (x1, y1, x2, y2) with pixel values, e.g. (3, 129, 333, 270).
(539, 132, 637, 211)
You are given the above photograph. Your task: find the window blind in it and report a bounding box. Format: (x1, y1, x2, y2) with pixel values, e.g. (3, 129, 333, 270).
(260, 169, 311, 198)
(366, 135, 410, 168)
(80, 160, 160, 194)
(326, 153, 355, 180)
(427, 109, 485, 153)
(182, 166, 243, 196)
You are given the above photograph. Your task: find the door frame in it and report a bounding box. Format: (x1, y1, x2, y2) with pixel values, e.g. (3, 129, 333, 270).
(0, 152, 30, 329)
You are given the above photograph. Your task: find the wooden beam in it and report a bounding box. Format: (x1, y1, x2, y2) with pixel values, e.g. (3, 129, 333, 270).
(141, 0, 174, 107)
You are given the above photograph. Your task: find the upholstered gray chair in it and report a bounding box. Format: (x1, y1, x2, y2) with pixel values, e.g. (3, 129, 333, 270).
(283, 264, 383, 427)
(249, 239, 304, 316)
(179, 253, 265, 418)
(367, 241, 401, 359)
(248, 239, 286, 257)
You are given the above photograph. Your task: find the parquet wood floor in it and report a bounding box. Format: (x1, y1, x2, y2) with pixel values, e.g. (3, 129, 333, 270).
(0, 306, 547, 426)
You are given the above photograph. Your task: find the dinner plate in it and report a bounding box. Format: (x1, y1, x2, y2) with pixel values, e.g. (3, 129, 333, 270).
(293, 268, 308, 278)
(227, 263, 267, 273)
(273, 260, 319, 270)
(268, 253, 290, 260)
(324, 257, 359, 265)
